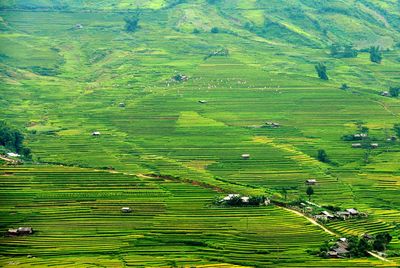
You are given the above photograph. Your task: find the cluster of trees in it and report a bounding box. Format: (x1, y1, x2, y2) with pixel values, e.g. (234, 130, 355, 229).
(330, 44, 358, 58)
(0, 121, 31, 158)
(389, 87, 400, 97)
(370, 46, 382, 63)
(317, 149, 330, 163)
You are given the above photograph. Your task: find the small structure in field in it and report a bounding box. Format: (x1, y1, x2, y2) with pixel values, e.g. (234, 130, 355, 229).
(198, 100, 207, 104)
(6, 152, 20, 158)
(264, 122, 280, 128)
(241, 154, 250, 159)
(381, 91, 389, 97)
(305, 179, 317, 185)
(92, 131, 101, 136)
(7, 227, 33, 236)
(172, 74, 189, 82)
(119, 102, 126, 107)
(222, 194, 240, 201)
(362, 233, 374, 240)
(336, 211, 350, 220)
(354, 133, 367, 139)
(121, 207, 132, 213)
(345, 208, 359, 216)
(321, 211, 335, 219)
(75, 24, 83, 29)
(370, 143, 379, 148)
(352, 143, 362, 148)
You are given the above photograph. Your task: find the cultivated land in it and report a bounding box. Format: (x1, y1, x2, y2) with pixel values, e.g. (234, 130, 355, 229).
(0, 0, 400, 267)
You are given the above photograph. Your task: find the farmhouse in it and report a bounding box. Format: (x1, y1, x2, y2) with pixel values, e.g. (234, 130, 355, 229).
(75, 24, 83, 29)
(345, 208, 359, 216)
(222, 194, 240, 201)
(354, 133, 367, 139)
(381, 91, 390, 97)
(265, 122, 280, 128)
(352, 143, 362, 148)
(121, 207, 132, 213)
(305, 179, 317, 185)
(119, 102, 126, 107)
(241, 154, 250, 159)
(370, 143, 379, 148)
(327, 238, 349, 258)
(336, 211, 350, 219)
(7, 152, 20, 157)
(7, 227, 33, 236)
(92, 131, 101, 136)
(321, 211, 334, 219)
(198, 100, 207, 104)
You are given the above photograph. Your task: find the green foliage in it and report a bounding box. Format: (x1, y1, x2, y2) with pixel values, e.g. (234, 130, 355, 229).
(347, 237, 371, 257)
(340, 83, 349, 90)
(330, 44, 357, 58)
(394, 124, 400, 138)
(124, 13, 140, 32)
(315, 63, 328, 80)
(369, 46, 382, 64)
(389, 87, 400, 97)
(0, 121, 28, 156)
(317, 149, 329, 163)
(210, 27, 219, 33)
(373, 233, 392, 251)
(306, 186, 314, 201)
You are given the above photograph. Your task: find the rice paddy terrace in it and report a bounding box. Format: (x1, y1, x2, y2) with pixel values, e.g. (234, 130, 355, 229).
(1, 0, 400, 267)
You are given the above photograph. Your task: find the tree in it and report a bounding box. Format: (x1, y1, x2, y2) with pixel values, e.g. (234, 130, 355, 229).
(394, 124, 400, 138)
(315, 63, 329, 80)
(340, 83, 349, 90)
(317, 149, 330, 163)
(281, 188, 288, 201)
(370, 46, 382, 64)
(210, 27, 219, 33)
(306, 186, 314, 201)
(373, 232, 392, 251)
(389, 87, 400, 97)
(124, 12, 141, 32)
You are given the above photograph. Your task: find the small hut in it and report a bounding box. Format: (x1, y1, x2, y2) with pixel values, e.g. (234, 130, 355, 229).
(241, 154, 250, 160)
(305, 179, 317, 185)
(352, 143, 362, 148)
(198, 100, 207, 104)
(370, 143, 379, 148)
(92, 131, 101, 136)
(119, 102, 126, 107)
(121, 207, 132, 213)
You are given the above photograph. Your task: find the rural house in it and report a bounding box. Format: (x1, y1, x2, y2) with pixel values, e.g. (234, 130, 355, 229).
(92, 131, 101, 136)
(121, 207, 132, 213)
(241, 154, 250, 159)
(352, 143, 362, 148)
(305, 179, 317, 185)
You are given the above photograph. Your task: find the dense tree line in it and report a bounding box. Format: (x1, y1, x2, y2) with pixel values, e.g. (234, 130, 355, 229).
(330, 44, 358, 58)
(0, 121, 31, 158)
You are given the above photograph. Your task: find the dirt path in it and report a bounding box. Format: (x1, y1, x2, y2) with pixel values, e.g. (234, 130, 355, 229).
(0, 155, 18, 163)
(281, 207, 338, 237)
(281, 206, 394, 264)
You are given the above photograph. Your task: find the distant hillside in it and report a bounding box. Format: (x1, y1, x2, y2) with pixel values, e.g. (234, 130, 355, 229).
(1, 0, 400, 48)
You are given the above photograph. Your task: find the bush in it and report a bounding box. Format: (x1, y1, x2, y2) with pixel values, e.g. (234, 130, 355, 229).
(210, 27, 219, 33)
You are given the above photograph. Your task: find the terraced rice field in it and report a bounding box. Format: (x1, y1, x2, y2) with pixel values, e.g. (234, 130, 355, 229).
(1, 1, 400, 266)
(0, 166, 396, 267)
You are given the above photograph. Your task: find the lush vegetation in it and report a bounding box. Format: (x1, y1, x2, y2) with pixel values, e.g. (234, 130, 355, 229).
(0, 121, 31, 158)
(0, 0, 399, 266)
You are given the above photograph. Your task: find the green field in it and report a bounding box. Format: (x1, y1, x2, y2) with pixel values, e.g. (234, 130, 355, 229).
(1, 0, 400, 267)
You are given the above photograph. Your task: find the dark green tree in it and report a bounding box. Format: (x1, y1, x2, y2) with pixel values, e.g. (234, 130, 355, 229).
(317, 149, 330, 163)
(389, 87, 400, 97)
(315, 63, 329, 80)
(124, 11, 141, 32)
(210, 27, 219, 33)
(394, 124, 400, 138)
(373, 232, 392, 251)
(306, 186, 314, 201)
(370, 46, 382, 63)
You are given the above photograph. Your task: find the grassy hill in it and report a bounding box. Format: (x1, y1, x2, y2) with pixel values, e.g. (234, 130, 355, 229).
(0, 0, 400, 267)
